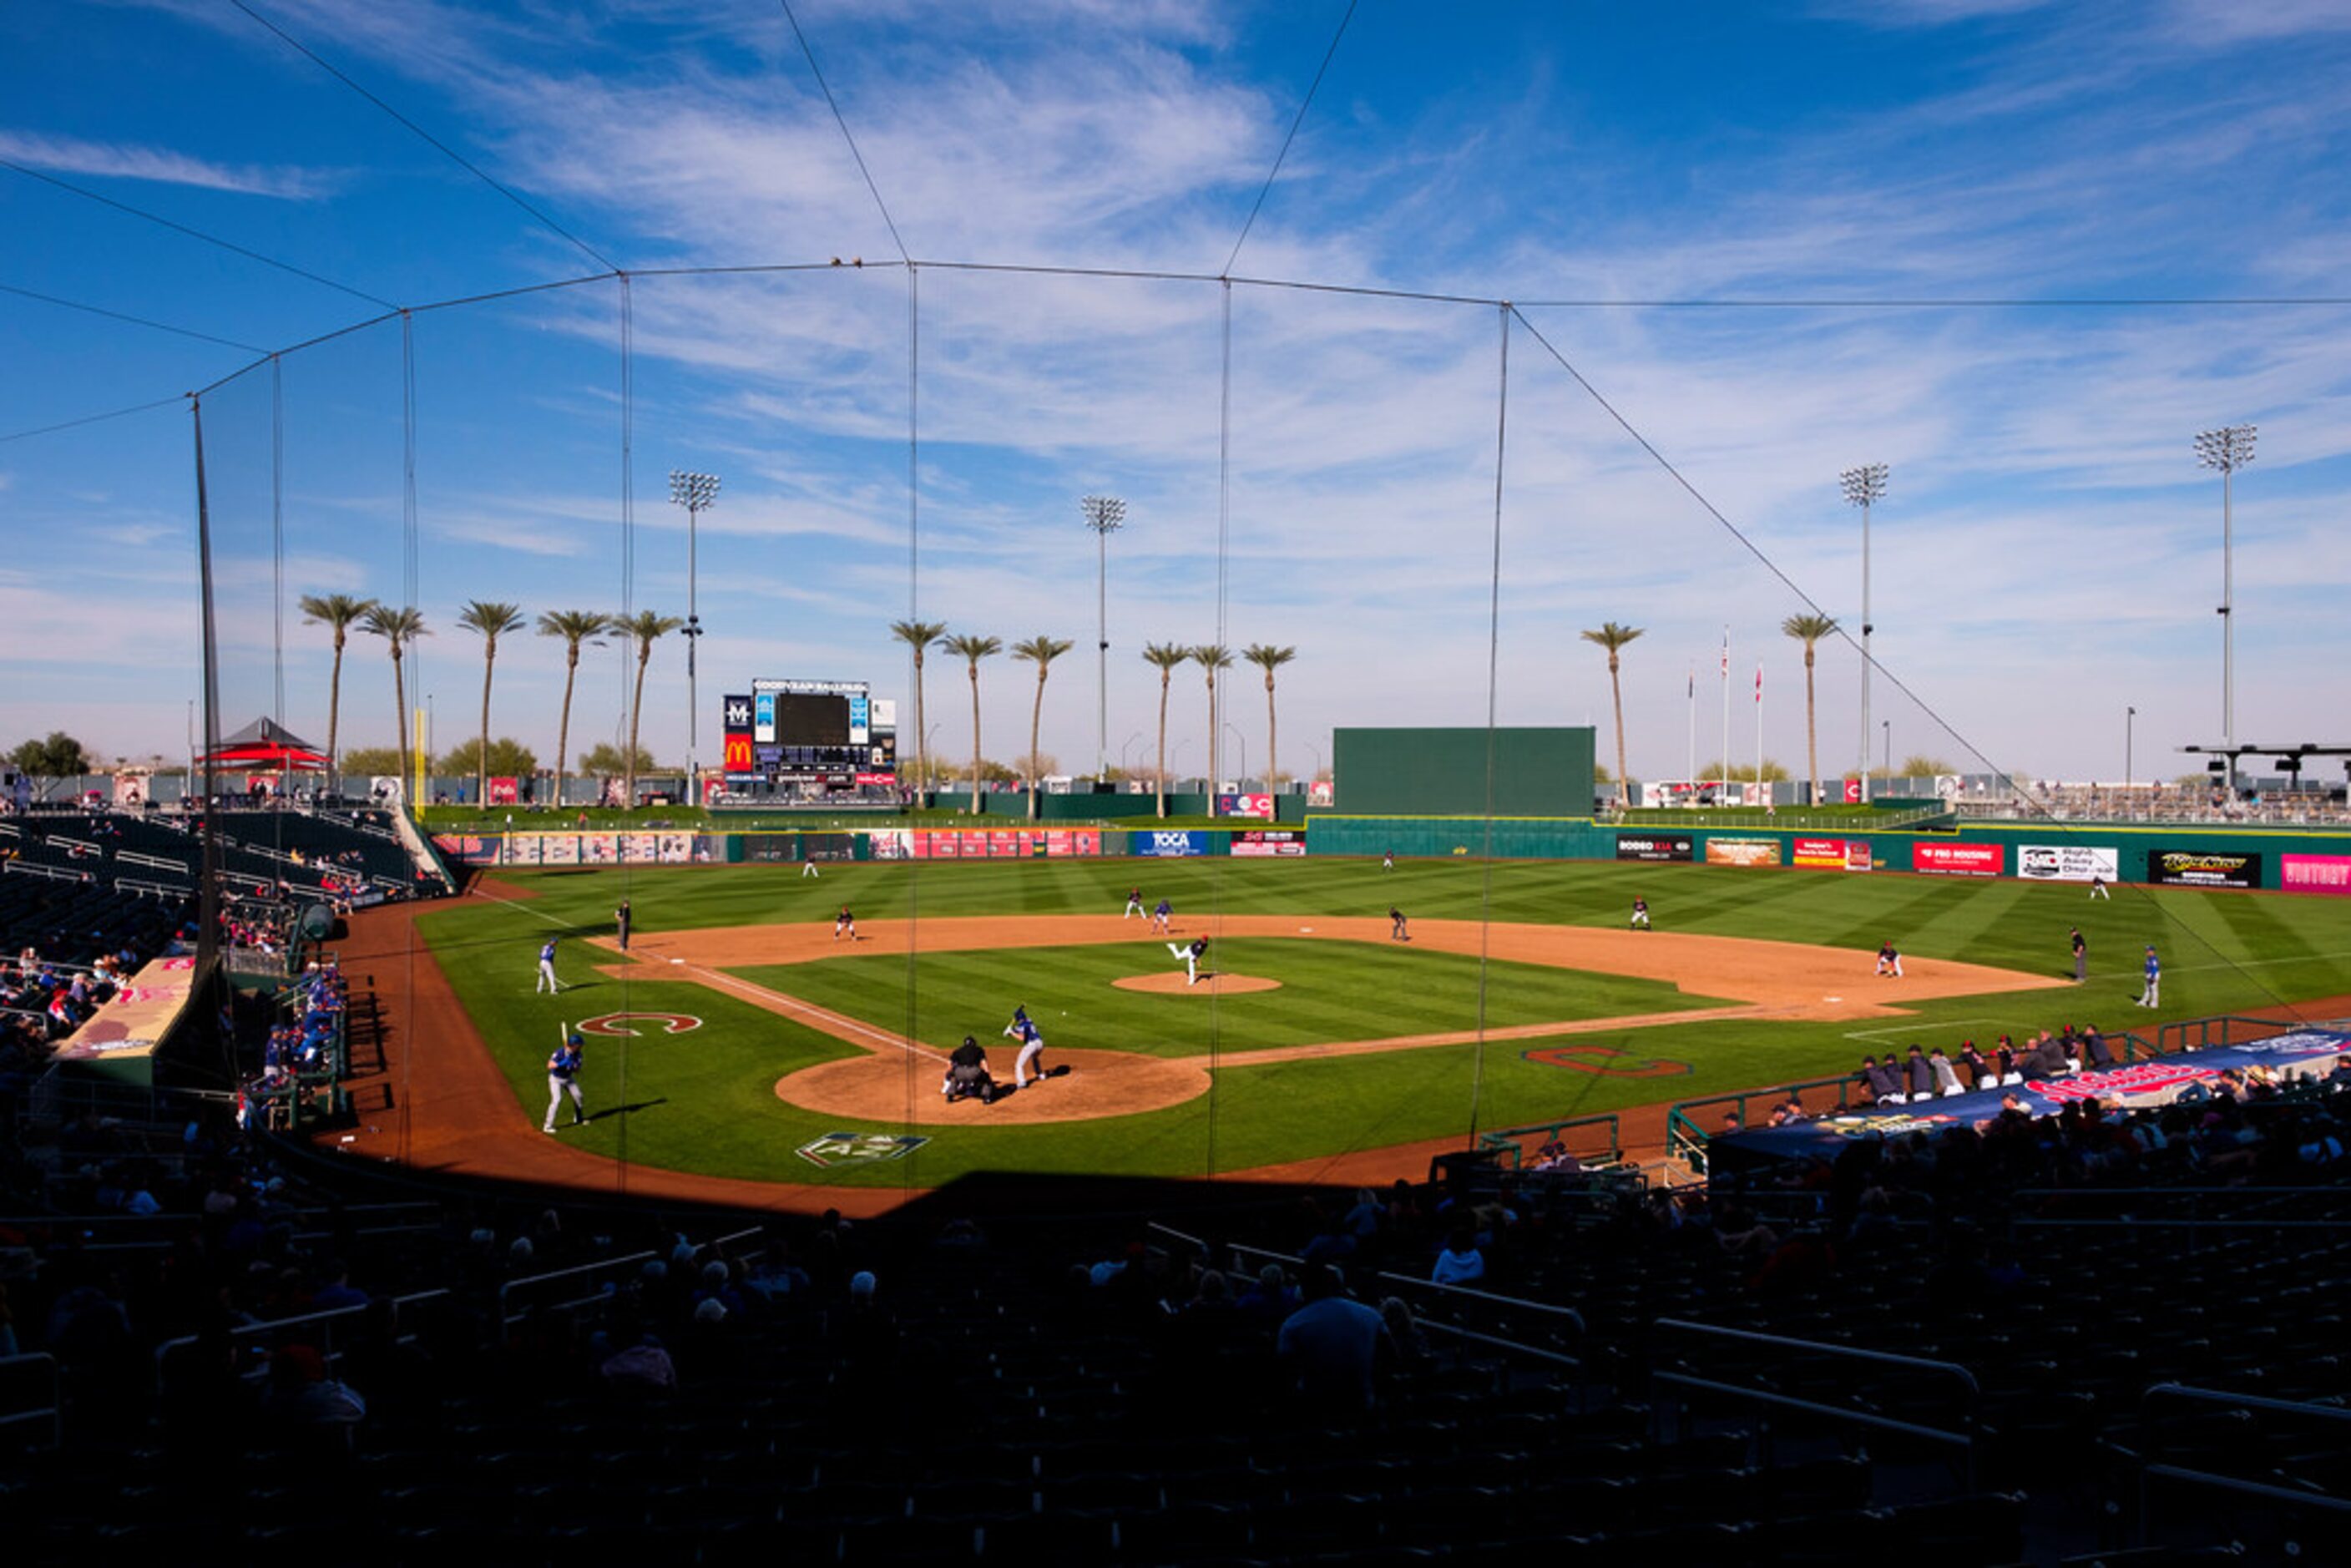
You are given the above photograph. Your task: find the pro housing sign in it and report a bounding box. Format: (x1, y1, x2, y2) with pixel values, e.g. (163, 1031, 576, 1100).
(1913, 842, 2003, 877)
(1615, 832, 1694, 862)
(2149, 848, 2263, 889)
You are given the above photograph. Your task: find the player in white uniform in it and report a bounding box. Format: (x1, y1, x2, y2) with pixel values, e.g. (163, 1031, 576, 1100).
(1004, 1005, 1049, 1087)
(1167, 936, 1209, 986)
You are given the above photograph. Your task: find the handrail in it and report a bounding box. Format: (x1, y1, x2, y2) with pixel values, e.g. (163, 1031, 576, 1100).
(4, 859, 92, 884)
(1654, 1318, 1981, 1396)
(497, 1250, 658, 1323)
(2131, 1384, 2351, 1542)
(2144, 1382, 2351, 1427)
(1150, 1225, 1586, 1334)
(150, 1287, 450, 1377)
(1476, 1112, 1622, 1168)
(116, 849, 190, 874)
(0, 1353, 63, 1449)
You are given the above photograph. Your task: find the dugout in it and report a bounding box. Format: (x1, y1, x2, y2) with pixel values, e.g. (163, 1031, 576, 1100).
(1332, 726, 1596, 817)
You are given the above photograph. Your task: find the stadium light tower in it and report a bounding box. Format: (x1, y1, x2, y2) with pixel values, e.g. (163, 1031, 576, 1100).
(669, 469, 720, 791)
(1081, 493, 1127, 783)
(2193, 424, 2255, 786)
(1840, 463, 1888, 804)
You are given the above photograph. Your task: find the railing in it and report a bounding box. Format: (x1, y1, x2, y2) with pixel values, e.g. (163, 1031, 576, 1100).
(115, 877, 192, 901)
(1651, 1318, 1982, 1490)
(1613, 804, 1949, 832)
(0, 1354, 63, 1449)
(3, 859, 92, 885)
(2124, 1383, 2351, 1547)
(151, 1289, 452, 1383)
(116, 849, 190, 875)
(1474, 1111, 1623, 1169)
(1665, 1073, 1868, 1175)
(2161, 1013, 2348, 1054)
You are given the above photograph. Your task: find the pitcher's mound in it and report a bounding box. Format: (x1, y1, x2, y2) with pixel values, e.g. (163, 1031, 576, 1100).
(777, 1048, 1207, 1124)
(1115, 972, 1282, 995)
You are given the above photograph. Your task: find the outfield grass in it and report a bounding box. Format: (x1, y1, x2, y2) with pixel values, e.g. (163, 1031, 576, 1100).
(416, 854, 2351, 1186)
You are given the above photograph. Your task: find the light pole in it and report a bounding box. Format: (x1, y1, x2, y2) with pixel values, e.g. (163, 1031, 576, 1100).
(2194, 425, 2254, 792)
(2126, 706, 2136, 788)
(669, 469, 721, 793)
(1120, 731, 1144, 776)
(1841, 463, 1888, 804)
(1882, 719, 1890, 781)
(1307, 738, 1323, 785)
(1081, 494, 1126, 784)
(1224, 723, 1248, 793)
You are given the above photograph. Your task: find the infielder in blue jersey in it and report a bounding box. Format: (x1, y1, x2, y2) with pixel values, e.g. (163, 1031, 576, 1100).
(2138, 945, 2161, 1007)
(536, 938, 564, 994)
(544, 1031, 586, 1131)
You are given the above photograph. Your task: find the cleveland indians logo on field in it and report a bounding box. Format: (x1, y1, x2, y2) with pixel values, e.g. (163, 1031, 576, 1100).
(577, 1012, 705, 1037)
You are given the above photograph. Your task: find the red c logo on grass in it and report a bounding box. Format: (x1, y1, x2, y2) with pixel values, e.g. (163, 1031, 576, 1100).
(1523, 1044, 1688, 1078)
(579, 1012, 704, 1037)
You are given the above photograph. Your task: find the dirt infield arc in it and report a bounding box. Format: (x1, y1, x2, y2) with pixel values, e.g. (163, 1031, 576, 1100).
(585, 914, 2067, 1127)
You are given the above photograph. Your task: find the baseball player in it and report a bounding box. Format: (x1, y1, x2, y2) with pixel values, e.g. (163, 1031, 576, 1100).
(1151, 898, 1173, 935)
(544, 1030, 586, 1131)
(1874, 940, 1904, 979)
(535, 937, 564, 994)
(1167, 935, 1209, 986)
(801, 855, 820, 879)
(1389, 907, 1411, 943)
(834, 906, 857, 942)
(1382, 849, 1395, 873)
(1124, 887, 1145, 919)
(2089, 872, 2110, 901)
(1004, 1004, 1049, 1087)
(615, 901, 632, 953)
(942, 1035, 995, 1103)
(1630, 896, 1651, 931)
(2070, 927, 2086, 983)
(2137, 945, 2161, 1007)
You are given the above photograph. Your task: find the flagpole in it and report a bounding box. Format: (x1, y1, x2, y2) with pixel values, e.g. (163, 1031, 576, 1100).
(1719, 627, 1730, 807)
(1686, 667, 1695, 797)
(1755, 661, 1764, 807)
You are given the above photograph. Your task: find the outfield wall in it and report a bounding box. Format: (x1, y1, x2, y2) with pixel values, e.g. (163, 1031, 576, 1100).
(432, 816, 2351, 892)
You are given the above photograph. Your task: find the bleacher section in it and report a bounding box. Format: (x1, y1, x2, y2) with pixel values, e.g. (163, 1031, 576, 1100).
(3, 807, 435, 907)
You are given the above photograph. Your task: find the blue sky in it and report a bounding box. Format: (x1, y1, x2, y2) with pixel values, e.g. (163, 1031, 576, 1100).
(4, 0, 2348, 790)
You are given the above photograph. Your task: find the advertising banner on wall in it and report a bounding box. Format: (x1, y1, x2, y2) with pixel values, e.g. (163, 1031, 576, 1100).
(1913, 842, 2003, 877)
(1232, 829, 1307, 858)
(2283, 854, 2351, 895)
(1845, 841, 1873, 872)
(1615, 832, 1695, 862)
(2148, 848, 2262, 889)
(2019, 844, 2119, 883)
(1792, 837, 1849, 869)
(1134, 829, 1211, 857)
(1310, 781, 1335, 807)
(1706, 837, 1782, 867)
(1216, 793, 1274, 819)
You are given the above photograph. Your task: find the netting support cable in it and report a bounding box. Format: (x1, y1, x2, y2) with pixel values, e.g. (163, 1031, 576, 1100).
(1222, 0, 1358, 276)
(1468, 304, 1510, 1148)
(270, 355, 286, 730)
(777, 0, 912, 265)
(0, 280, 269, 353)
(903, 262, 922, 1184)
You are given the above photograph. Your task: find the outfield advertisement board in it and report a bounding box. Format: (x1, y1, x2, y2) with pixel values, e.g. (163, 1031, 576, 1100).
(2148, 848, 2263, 889)
(1615, 832, 1694, 862)
(2019, 844, 2118, 883)
(1792, 837, 1856, 869)
(1913, 842, 2003, 877)
(1134, 829, 1211, 857)
(2283, 854, 2351, 895)
(434, 833, 700, 865)
(878, 829, 1105, 859)
(1232, 829, 1307, 858)
(1706, 837, 1782, 867)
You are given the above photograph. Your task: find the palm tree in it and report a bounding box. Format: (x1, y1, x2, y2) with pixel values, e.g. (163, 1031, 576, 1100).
(457, 600, 525, 807)
(618, 611, 684, 807)
(1579, 621, 1644, 809)
(300, 592, 379, 790)
(1782, 612, 1839, 808)
(940, 633, 1003, 812)
(358, 604, 428, 794)
(1010, 635, 1074, 820)
(1243, 643, 1296, 795)
(537, 610, 610, 812)
(1141, 641, 1191, 818)
(1192, 644, 1233, 797)
(889, 618, 949, 792)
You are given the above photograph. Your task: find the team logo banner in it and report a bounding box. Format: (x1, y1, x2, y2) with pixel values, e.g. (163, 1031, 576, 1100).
(796, 1131, 927, 1168)
(1706, 837, 1782, 867)
(1615, 832, 1694, 862)
(2148, 848, 2262, 889)
(2283, 854, 2351, 896)
(722, 695, 753, 733)
(2019, 844, 2117, 883)
(1913, 842, 2002, 877)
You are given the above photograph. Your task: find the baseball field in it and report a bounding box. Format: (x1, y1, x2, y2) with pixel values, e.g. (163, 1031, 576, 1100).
(391, 852, 2351, 1194)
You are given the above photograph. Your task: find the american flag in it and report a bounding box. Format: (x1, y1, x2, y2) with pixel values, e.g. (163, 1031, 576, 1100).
(1755, 664, 1762, 703)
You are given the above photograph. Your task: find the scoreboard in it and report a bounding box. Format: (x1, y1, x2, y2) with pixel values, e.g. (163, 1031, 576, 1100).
(722, 679, 897, 787)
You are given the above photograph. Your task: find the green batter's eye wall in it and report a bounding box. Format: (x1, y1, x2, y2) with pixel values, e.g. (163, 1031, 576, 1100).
(1332, 726, 1598, 819)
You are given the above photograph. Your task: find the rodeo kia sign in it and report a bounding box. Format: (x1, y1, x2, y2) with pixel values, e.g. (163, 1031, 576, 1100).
(1615, 832, 1694, 862)
(2148, 848, 2262, 889)
(1912, 842, 2003, 877)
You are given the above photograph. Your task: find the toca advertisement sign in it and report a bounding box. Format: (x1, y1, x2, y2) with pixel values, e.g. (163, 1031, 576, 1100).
(2283, 854, 2351, 896)
(1706, 837, 1782, 867)
(1134, 829, 1210, 857)
(2148, 847, 2262, 889)
(1615, 832, 1694, 862)
(1913, 842, 2003, 877)
(2019, 844, 2118, 883)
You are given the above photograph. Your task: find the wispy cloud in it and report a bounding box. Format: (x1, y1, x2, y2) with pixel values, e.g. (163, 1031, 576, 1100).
(0, 129, 336, 199)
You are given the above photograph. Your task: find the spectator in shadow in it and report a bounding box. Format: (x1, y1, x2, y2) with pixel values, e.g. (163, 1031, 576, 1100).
(1277, 1264, 1395, 1416)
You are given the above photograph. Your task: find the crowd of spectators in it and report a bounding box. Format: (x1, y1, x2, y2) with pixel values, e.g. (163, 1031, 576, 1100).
(1961, 778, 2351, 825)
(237, 963, 347, 1133)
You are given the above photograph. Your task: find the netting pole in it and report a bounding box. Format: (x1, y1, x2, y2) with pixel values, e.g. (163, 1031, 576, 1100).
(191, 392, 232, 1085)
(1468, 304, 1512, 1148)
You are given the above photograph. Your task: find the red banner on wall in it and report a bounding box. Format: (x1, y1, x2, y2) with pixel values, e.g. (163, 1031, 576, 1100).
(1792, 837, 1848, 868)
(1913, 842, 2002, 877)
(2284, 854, 2351, 895)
